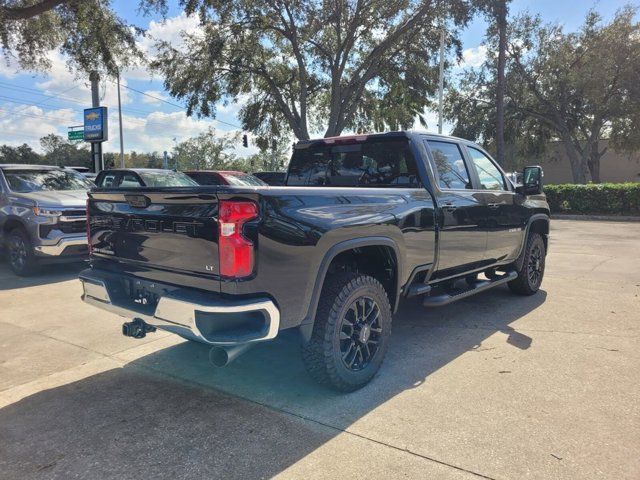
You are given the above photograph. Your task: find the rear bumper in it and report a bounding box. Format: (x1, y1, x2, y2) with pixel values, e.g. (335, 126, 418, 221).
(79, 268, 280, 346)
(35, 235, 88, 257)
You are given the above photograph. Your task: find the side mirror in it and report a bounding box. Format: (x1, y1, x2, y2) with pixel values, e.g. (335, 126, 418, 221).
(516, 165, 543, 195)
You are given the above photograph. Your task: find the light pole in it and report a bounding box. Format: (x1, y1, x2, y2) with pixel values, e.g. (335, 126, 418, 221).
(116, 69, 125, 168)
(437, 28, 445, 134)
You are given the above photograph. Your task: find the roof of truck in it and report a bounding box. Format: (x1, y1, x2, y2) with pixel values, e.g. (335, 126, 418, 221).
(294, 130, 469, 148)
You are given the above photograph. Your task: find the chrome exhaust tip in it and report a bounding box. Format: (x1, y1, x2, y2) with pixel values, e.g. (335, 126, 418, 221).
(208, 343, 254, 367)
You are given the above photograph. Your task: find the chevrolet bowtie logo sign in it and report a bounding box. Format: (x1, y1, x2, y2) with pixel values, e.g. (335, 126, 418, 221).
(83, 107, 108, 142)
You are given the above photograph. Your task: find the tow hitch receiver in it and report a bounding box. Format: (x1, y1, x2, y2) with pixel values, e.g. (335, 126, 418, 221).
(122, 318, 157, 339)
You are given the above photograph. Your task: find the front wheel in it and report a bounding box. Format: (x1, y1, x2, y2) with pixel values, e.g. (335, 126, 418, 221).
(508, 232, 546, 295)
(6, 228, 38, 276)
(302, 273, 392, 392)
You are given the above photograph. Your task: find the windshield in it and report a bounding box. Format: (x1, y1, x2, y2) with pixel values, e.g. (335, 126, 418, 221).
(137, 171, 198, 187)
(3, 169, 93, 192)
(222, 173, 267, 186)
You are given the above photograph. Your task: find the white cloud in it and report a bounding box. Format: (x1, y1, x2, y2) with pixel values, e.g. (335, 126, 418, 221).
(0, 104, 79, 151)
(217, 93, 251, 115)
(124, 12, 202, 81)
(104, 110, 253, 156)
(33, 51, 131, 109)
(460, 45, 488, 68)
(0, 58, 20, 78)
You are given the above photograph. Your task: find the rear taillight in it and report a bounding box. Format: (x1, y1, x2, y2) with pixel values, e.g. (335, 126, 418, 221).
(218, 200, 258, 278)
(86, 198, 92, 255)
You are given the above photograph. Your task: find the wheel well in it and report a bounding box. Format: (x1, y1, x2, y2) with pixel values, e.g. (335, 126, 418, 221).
(529, 218, 549, 250)
(324, 245, 398, 309)
(2, 218, 26, 235)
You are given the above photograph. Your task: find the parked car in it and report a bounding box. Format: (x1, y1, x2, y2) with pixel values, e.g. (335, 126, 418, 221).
(0, 164, 93, 275)
(94, 168, 198, 188)
(253, 171, 286, 185)
(184, 170, 267, 186)
(67, 166, 90, 174)
(80, 131, 549, 391)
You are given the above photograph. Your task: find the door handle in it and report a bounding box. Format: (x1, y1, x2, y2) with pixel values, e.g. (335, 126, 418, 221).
(487, 203, 500, 209)
(442, 202, 457, 211)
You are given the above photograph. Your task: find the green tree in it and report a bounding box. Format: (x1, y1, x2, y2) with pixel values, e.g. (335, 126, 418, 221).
(40, 133, 91, 167)
(475, 0, 512, 166)
(0, 143, 43, 164)
(446, 7, 640, 183)
(172, 128, 245, 171)
(245, 142, 291, 173)
(150, 0, 473, 141)
(123, 151, 163, 168)
(0, 0, 143, 76)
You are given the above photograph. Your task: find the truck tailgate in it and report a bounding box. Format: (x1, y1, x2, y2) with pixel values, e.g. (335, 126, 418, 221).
(88, 190, 220, 282)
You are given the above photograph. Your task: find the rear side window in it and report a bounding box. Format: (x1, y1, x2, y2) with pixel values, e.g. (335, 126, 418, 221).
(426, 140, 471, 190)
(287, 139, 421, 187)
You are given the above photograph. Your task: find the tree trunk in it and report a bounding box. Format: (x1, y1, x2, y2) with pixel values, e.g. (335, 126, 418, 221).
(561, 135, 589, 184)
(495, 1, 508, 166)
(587, 147, 602, 183)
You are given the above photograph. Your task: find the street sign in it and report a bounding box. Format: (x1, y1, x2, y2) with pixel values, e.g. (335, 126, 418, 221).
(83, 107, 108, 142)
(68, 130, 84, 141)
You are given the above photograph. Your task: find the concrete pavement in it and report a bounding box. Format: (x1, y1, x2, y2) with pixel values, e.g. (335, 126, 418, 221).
(0, 219, 639, 479)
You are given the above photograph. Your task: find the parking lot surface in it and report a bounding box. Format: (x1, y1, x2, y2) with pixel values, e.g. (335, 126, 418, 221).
(1, 219, 639, 480)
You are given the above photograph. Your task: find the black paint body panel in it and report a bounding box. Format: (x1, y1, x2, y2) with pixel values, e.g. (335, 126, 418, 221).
(87, 131, 549, 331)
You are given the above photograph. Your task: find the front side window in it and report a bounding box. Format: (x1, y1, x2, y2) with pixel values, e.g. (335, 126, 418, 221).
(426, 140, 471, 190)
(3, 169, 93, 192)
(287, 139, 421, 187)
(468, 147, 506, 190)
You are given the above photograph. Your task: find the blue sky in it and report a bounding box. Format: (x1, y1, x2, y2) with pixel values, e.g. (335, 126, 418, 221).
(0, 0, 634, 155)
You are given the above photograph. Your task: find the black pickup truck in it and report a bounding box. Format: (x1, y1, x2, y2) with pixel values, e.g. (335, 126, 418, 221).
(80, 131, 549, 391)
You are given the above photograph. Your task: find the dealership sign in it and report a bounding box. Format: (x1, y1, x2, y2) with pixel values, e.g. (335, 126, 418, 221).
(83, 107, 108, 142)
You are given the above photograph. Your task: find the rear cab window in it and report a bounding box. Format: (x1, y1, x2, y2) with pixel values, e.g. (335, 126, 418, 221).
(287, 137, 422, 188)
(118, 173, 143, 188)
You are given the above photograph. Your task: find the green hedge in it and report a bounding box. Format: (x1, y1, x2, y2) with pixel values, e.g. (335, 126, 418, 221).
(543, 183, 640, 216)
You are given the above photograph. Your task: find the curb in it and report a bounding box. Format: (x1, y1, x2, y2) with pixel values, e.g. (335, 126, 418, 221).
(552, 214, 640, 222)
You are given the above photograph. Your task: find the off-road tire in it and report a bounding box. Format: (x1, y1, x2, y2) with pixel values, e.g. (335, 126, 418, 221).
(508, 232, 546, 295)
(302, 273, 392, 392)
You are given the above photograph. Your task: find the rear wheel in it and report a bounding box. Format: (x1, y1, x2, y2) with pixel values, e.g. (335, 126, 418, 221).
(302, 273, 392, 392)
(508, 232, 545, 295)
(6, 228, 38, 276)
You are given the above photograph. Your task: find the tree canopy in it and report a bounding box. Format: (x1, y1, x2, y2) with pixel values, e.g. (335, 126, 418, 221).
(0, 0, 142, 75)
(0, 133, 90, 166)
(446, 6, 640, 183)
(150, 0, 474, 142)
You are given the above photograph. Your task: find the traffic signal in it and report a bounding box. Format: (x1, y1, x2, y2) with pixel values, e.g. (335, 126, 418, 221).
(242, 134, 248, 148)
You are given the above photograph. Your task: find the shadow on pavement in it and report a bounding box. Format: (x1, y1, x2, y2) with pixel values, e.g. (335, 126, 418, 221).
(0, 259, 86, 291)
(0, 287, 546, 479)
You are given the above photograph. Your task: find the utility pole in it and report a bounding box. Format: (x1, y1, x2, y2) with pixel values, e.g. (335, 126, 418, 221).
(116, 69, 125, 168)
(163, 150, 168, 169)
(437, 28, 445, 134)
(89, 71, 103, 173)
